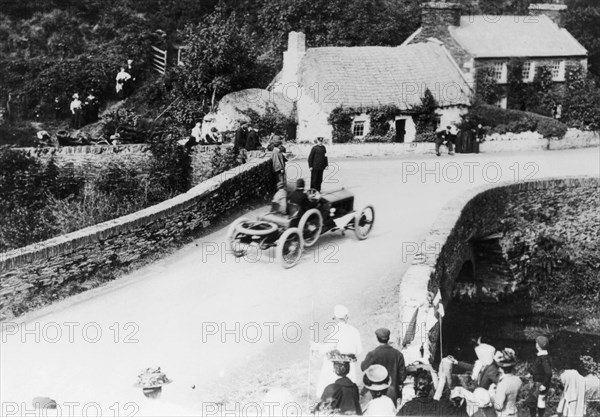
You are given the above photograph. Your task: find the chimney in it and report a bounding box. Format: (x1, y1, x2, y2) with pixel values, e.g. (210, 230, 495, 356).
(528, 1, 567, 27)
(282, 32, 306, 77)
(421, 2, 462, 39)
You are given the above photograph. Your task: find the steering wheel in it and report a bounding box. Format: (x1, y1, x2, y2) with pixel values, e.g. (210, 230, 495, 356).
(306, 188, 321, 202)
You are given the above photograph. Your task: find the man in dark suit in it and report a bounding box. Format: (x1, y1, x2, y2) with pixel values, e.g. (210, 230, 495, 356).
(361, 328, 407, 406)
(245, 125, 261, 150)
(308, 137, 328, 191)
(234, 122, 248, 150)
(288, 178, 313, 217)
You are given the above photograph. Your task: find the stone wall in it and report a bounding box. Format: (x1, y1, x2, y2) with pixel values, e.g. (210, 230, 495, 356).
(0, 157, 274, 321)
(397, 176, 599, 363)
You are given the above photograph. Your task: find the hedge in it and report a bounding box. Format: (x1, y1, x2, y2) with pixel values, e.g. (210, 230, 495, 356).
(468, 103, 568, 139)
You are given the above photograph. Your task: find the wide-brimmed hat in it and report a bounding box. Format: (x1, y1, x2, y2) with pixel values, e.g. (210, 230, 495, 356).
(363, 365, 391, 391)
(296, 178, 305, 189)
(495, 348, 517, 367)
(327, 349, 357, 363)
(134, 367, 172, 389)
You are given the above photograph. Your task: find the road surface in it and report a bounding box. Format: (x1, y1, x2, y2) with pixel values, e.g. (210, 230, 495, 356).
(1, 148, 598, 416)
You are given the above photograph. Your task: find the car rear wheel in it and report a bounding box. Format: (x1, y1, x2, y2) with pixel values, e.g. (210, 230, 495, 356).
(276, 228, 304, 268)
(298, 208, 323, 248)
(354, 205, 375, 240)
(227, 217, 249, 257)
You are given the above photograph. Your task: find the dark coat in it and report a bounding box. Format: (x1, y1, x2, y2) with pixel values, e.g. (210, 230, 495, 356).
(308, 144, 328, 170)
(288, 189, 313, 215)
(317, 377, 362, 415)
(246, 130, 261, 150)
(479, 363, 501, 390)
(397, 397, 468, 417)
(361, 344, 406, 403)
(530, 355, 552, 388)
(234, 127, 247, 148)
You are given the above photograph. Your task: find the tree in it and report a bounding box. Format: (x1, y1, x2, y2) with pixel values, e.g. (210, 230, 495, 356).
(561, 63, 600, 130)
(412, 89, 439, 134)
(564, 0, 600, 76)
(174, 5, 258, 103)
(506, 58, 527, 111)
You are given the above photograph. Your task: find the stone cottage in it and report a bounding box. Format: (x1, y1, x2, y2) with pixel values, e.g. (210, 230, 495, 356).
(268, 32, 471, 143)
(405, 0, 588, 109)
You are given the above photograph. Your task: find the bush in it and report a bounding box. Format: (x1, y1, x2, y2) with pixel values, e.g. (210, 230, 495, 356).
(147, 131, 192, 201)
(242, 105, 296, 140)
(468, 102, 568, 138)
(362, 129, 395, 143)
(537, 118, 568, 139)
(328, 106, 355, 143)
(414, 132, 438, 143)
(368, 105, 400, 136)
(207, 146, 243, 178)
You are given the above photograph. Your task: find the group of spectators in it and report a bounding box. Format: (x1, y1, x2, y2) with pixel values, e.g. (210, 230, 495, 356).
(303, 306, 599, 417)
(436, 123, 486, 156)
(68, 92, 100, 130)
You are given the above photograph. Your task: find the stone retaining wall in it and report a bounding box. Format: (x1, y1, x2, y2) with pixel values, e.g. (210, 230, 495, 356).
(0, 157, 274, 321)
(397, 176, 599, 363)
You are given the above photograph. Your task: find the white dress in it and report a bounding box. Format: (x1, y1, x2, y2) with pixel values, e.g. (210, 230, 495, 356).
(315, 322, 362, 398)
(363, 395, 397, 416)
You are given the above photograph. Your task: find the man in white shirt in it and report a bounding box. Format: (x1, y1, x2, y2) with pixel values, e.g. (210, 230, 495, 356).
(115, 67, 132, 99)
(311, 305, 362, 398)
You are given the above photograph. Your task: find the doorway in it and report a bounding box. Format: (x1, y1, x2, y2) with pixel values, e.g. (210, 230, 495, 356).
(395, 119, 406, 143)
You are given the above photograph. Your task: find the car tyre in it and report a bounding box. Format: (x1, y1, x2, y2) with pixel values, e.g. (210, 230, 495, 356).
(298, 208, 323, 248)
(276, 228, 304, 268)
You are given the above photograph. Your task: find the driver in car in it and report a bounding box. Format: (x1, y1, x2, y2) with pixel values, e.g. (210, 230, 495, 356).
(288, 178, 317, 217)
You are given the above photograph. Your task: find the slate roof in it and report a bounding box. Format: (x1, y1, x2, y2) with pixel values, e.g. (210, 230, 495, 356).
(448, 15, 587, 58)
(296, 42, 471, 113)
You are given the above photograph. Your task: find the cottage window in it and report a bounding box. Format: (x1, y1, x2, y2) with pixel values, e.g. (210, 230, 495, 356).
(551, 60, 565, 81)
(491, 62, 506, 82)
(353, 121, 365, 137)
(522, 61, 533, 82)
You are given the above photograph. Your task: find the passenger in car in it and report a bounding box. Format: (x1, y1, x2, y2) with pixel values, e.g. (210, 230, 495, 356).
(271, 182, 287, 215)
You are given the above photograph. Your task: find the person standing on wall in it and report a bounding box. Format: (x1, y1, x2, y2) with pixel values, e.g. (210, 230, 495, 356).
(308, 137, 328, 192)
(70, 93, 83, 129)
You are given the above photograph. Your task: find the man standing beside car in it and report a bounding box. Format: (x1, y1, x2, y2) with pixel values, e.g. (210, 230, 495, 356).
(308, 137, 328, 192)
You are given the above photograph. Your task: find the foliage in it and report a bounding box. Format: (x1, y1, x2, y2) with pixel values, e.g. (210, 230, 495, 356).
(241, 105, 296, 139)
(564, 0, 600, 76)
(361, 129, 396, 143)
(147, 130, 192, 200)
(207, 146, 243, 178)
(367, 105, 401, 136)
(174, 6, 258, 102)
(327, 106, 355, 143)
(580, 355, 599, 377)
(467, 102, 568, 138)
(524, 65, 559, 117)
(414, 131, 439, 143)
(506, 58, 527, 111)
(521, 232, 599, 308)
(165, 98, 207, 130)
(561, 63, 600, 131)
(0, 148, 85, 251)
(475, 67, 502, 105)
(411, 89, 438, 134)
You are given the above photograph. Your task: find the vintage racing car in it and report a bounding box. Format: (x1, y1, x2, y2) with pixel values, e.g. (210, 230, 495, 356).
(227, 188, 375, 268)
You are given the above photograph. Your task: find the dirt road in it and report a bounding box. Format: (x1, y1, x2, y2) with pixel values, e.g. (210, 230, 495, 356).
(1, 148, 598, 416)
